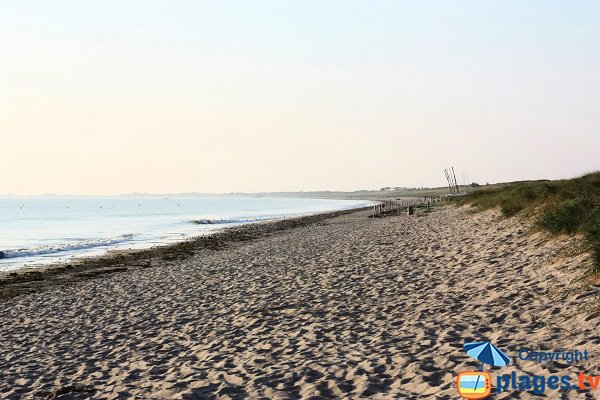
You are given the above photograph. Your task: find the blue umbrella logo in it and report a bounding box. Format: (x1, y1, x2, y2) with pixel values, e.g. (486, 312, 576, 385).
(457, 342, 509, 399)
(464, 341, 511, 370)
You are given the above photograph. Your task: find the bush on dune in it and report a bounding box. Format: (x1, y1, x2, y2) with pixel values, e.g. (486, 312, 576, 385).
(458, 172, 600, 272)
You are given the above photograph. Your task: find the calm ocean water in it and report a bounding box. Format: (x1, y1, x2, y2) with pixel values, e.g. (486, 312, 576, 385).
(0, 197, 371, 271)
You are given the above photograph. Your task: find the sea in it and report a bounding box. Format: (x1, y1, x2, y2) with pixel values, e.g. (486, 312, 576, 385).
(0, 197, 372, 272)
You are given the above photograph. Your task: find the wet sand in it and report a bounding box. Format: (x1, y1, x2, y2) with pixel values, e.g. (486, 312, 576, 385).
(0, 205, 598, 399)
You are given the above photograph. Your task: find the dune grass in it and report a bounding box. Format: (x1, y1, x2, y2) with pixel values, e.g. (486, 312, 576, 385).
(457, 172, 600, 272)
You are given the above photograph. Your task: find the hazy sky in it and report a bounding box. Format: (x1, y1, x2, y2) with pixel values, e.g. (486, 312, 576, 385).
(1, 1, 598, 195)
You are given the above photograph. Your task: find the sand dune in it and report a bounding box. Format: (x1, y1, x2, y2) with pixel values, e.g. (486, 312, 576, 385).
(0, 206, 598, 399)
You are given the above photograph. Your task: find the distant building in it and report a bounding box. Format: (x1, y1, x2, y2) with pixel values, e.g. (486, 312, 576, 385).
(380, 186, 408, 192)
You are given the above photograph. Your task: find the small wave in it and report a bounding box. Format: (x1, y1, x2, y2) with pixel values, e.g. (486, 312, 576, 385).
(190, 216, 278, 225)
(0, 234, 134, 259)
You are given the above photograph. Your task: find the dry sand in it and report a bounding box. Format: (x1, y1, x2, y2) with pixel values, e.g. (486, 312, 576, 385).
(0, 205, 598, 399)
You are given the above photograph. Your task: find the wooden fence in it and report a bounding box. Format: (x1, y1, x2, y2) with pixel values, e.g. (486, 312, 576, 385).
(371, 196, 443, 218)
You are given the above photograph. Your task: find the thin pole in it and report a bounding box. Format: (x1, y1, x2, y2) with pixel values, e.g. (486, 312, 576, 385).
(451, 167, 459, 193)
(444, 169, 452, 193)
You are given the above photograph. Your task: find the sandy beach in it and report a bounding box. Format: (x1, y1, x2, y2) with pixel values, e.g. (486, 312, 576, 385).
(1, 205, 598, 399)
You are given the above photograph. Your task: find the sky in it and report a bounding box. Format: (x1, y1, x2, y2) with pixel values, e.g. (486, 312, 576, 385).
(0, 1, 598, 195)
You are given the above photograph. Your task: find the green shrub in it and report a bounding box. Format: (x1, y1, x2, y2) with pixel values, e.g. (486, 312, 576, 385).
(457, 172, 600, 272)
(583, 208, 600, 272)
(538, 197, 591, 235)
(500, 197, 525, 216)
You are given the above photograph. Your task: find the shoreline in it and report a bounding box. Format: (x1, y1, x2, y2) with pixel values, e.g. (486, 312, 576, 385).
(0, 205, 373, 302)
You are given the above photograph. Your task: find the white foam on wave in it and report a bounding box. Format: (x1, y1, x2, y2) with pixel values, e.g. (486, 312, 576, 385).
(190, 215, 278, 225)
(0, 234, 134, 259)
